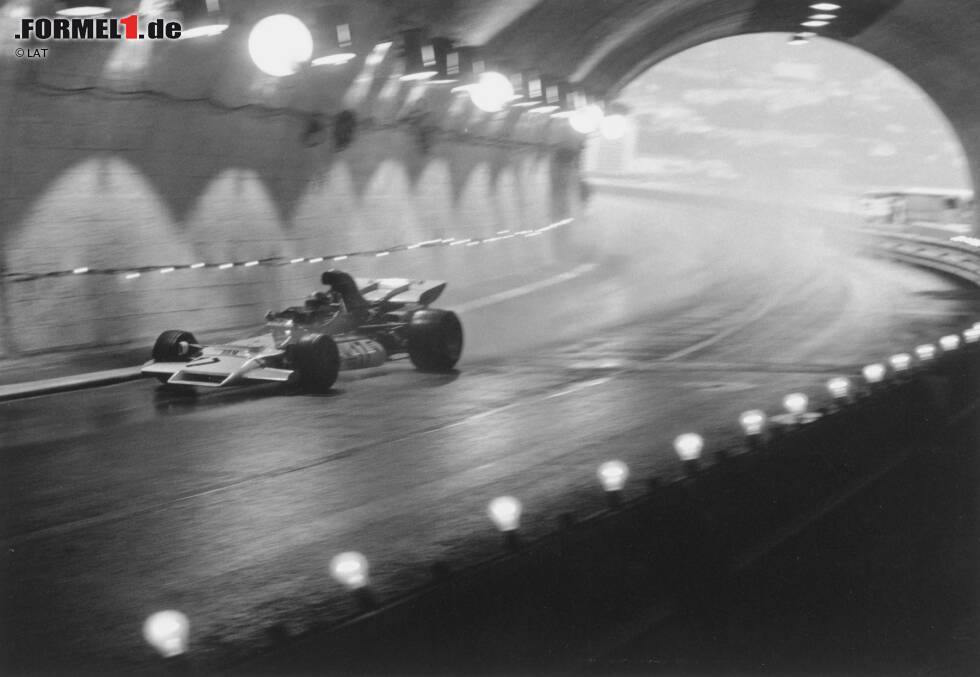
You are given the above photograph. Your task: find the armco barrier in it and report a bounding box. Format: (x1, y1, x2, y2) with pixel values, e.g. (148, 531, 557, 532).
(227, 343, 980, 674)
(860, 228, 980, 286)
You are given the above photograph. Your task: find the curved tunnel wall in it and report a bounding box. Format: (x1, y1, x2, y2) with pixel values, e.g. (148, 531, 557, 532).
(0, 85, 571, 356)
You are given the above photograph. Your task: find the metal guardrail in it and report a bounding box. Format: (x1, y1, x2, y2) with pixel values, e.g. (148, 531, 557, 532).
(860, 227, 980, 286)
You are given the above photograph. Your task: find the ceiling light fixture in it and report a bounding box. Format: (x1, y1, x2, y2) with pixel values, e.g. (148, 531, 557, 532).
(248, 14, 313, 76)
(426, 37, 461, 84)
(311, 5, 356, 67)
(399, 28, 437, 81)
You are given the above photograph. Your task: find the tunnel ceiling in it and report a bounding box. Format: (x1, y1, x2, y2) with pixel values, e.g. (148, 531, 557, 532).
(313, 0, 979, 189)
(432, 1, 906, 93)
(466, 0, 979, 196)
(5, 0, 980, 199)
(6, 1, 976, 127)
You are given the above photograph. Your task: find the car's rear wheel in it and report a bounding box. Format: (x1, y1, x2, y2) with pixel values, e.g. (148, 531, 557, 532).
(151, 330, 198, 383)
(291, 333, 340, 393)
(406, 309, 463, 372)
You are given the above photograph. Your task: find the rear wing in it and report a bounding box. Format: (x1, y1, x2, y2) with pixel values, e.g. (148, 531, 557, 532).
(355, 278, 447, 306)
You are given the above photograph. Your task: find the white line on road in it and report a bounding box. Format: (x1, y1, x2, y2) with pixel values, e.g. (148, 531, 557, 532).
(453, 263, 598, 313)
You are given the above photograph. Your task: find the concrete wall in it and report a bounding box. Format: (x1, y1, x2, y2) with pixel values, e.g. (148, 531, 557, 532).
(0, 61, 579, 358)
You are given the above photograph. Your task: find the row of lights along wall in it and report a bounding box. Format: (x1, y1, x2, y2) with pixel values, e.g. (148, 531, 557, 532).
(47, 1, 629, 141)
(141, 319, 980, 661)
(789, 2, 843, 45)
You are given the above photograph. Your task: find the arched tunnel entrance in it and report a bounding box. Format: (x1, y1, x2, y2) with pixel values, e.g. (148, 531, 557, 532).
(586, 32, 972, 222)
(486, 0, 980, 235)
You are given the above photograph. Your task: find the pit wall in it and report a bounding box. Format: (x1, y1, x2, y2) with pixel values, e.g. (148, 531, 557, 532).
(0, 84, 580, 357)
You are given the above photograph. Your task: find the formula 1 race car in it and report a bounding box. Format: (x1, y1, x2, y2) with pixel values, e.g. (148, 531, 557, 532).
(140, 270, 463, 392)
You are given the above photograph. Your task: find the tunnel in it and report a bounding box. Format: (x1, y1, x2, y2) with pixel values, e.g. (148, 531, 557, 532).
(1, 1, 979, 675)
(2, 0, 980, 355)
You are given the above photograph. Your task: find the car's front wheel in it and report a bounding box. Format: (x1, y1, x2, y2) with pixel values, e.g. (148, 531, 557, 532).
(406, 309, 463, 372)
(151, 330, 198, 383)
(290, 333, 340, 393)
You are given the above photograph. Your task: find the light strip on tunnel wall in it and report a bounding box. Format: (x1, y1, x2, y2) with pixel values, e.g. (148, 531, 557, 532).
(2, 218, 576, 282)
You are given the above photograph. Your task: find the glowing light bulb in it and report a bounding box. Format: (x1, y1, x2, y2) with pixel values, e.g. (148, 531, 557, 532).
(468, 71, 514, 113)
(915, 344, 936, 361)
(673, 433, 704, 462)
(889, 353, 912, 372)
(802, 20, 829, 27)
(143, 610, 189, 658)
(739, 410, 767, 436)
(810, 2, 841, 10)
(939, 334, 961, 351)
(330, 552, 369, 590)
(248, 14, 313, 77)
(827, 377, 851, 399)
(964, 327, 980, 344)
(599, 114, 627, 140)
(487, 496, 522, 532)
(783, 393, 809, 416)
(862, 363, 886, 384)
(597, 461, 629, 492)
(568, 104, 604, 134)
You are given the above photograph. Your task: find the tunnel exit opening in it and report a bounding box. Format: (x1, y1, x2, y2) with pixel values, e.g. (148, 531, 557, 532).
(585, 33, 974, 233)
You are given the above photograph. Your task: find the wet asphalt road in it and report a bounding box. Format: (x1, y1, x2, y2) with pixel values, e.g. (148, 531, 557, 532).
(2, 194, 978, 673)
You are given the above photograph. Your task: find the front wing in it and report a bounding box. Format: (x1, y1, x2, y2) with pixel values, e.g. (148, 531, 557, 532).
(141, 360, 294, 388)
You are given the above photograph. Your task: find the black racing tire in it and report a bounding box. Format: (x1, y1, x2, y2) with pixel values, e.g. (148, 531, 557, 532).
(291, 333, 340, 393)
(151, 330, 198, 383)
(406, 309, 463, 372)
(152, 330, 198, 361)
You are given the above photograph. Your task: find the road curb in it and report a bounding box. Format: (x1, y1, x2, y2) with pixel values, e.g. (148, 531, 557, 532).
(0, 367, 143, 402)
